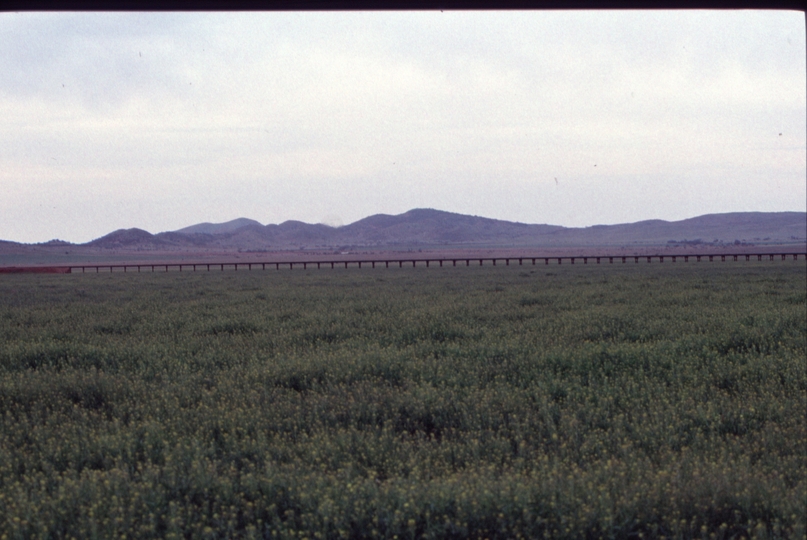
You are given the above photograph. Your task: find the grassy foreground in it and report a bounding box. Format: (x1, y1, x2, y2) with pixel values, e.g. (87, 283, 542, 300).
(0, 262, 805, 539)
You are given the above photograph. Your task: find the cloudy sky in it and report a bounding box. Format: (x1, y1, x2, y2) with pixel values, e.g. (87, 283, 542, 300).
(1, 10, 804, 243)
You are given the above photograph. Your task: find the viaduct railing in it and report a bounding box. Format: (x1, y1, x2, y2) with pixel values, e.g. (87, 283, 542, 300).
(1, 252, 801, 274)
(0, 252, 807, 274)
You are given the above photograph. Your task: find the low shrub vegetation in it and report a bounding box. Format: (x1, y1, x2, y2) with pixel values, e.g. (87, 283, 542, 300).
(0, 262, 805, 539)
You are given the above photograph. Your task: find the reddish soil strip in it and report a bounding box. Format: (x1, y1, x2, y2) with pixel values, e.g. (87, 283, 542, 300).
(0, 266, 71, 274)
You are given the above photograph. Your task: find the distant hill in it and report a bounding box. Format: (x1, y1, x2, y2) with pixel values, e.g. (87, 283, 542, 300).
(539, 212, 807, 246)
(85, 228, 164, 248)
(2, 209, 805, 253)
(157, 209, 804, 250)
(174, 218, 263, 235)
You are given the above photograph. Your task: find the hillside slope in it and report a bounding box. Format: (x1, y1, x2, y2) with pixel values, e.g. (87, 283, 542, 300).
(2, 209, 805, 252)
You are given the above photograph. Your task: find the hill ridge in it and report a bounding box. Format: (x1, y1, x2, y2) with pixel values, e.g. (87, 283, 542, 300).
(5, 209, 806, 251)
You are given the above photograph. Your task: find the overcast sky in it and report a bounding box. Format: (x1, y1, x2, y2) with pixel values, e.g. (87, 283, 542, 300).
(1, 10, 804, 243)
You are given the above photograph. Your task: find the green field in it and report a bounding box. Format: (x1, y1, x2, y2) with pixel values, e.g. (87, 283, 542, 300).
(1, 262, 805, 539)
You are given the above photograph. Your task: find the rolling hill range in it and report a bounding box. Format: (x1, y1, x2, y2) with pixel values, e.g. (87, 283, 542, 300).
(83, 209, 807, 251)
(2, 209, 806, 255)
